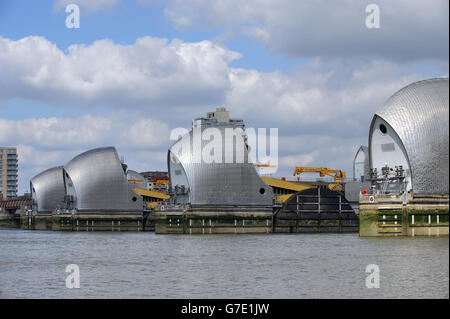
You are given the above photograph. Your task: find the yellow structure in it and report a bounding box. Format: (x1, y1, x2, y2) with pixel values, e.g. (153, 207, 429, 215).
(133, 188, 170, 210)
(261, 176, 313, 203)
(261, 176, 312, 192)
(274, 194, 295, 204)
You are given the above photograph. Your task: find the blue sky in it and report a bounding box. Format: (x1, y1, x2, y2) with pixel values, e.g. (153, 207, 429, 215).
(0, 1, 301, 71)
(0, 0, 448, 194)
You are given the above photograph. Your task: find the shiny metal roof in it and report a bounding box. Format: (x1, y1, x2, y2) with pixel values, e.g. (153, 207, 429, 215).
(30, 166, 66, 213)
(372, 78, 449, 194)
(168, 126, 273, 207)
(64, 147, 142, 212)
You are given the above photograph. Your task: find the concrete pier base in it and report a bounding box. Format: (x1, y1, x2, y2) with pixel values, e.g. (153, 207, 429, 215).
(359, 194, 449, 237)
(154, 207, 273, 234)
(0, 213, 21, 229)
(1, 213, 144, 232)
(53, 214, 143, 231)
(21, 213, 54, 230)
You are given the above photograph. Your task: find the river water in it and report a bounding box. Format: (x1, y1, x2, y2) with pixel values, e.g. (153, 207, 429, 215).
(0, 229, 448, 299)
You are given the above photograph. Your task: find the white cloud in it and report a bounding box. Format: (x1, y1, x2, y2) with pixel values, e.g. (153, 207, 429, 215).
(0, 36, 241, 109)
(0, 35, 441, 131)
(158, 0, 449, 62)
(0, 115, 109, 148)
(279, 150, 319, 170)
(0, 114, 170, 150)
(18, 145, 67, 167)
(224, 59, 422, 136)
(122, 118, 170, 148)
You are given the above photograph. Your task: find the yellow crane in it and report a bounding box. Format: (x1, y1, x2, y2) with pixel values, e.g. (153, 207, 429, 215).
(293, 167, 346, 182)
(293, 166, 346, 192)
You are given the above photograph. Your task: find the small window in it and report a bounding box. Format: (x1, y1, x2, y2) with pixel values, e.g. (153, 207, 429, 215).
(379, 124, 387, 134)
(132, 197, 137, 202)
(259, 188, 265, 195)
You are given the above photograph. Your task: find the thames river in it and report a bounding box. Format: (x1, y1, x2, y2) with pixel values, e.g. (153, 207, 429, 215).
(0, 230, 448, 299)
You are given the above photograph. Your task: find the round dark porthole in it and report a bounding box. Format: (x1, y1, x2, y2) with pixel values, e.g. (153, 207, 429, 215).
(132, 196, 137, 202)
(379, 124, 387, 134)
(259, 188, 265, 194)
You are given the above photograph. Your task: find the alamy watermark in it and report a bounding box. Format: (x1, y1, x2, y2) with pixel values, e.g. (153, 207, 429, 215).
(169, 127, 278, 174)
(365, 264, 380, 288)
(365, 4, 380, 29)
(65, 264, 80, 289)
(65, 4, 80, 29)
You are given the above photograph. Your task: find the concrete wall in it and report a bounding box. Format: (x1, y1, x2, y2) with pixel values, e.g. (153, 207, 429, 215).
(1, 212, 143, 231)
(154, 208, 273, 234)
(359, 193, 449, 237)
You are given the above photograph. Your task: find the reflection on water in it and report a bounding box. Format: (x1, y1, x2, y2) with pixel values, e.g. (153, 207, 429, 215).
(0, 230, 448, 298)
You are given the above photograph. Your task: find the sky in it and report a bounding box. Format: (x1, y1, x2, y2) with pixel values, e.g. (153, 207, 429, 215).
(0, 0, 448, 195)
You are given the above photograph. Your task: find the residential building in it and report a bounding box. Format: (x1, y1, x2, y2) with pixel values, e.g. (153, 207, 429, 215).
(0, 147, 18, 200)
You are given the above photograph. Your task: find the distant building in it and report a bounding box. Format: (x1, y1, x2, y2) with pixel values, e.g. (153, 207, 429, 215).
(192, 107, 245, 129)
(0, 194, 32, 215)
(141, 171, 169, 180)
(140, 171, 169, 191)
(0, 147, 18, 200)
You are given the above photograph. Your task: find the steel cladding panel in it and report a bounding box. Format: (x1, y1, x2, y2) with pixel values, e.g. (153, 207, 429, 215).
(370, 78, 449, 194)
(30, 166, 66, 212)
(168, 126, 273, 206)
(64, 147, 142, 211)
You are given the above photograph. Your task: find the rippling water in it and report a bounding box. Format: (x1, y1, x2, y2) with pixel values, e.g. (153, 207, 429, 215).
(0, 229, 448, 298)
